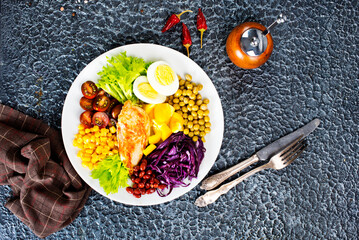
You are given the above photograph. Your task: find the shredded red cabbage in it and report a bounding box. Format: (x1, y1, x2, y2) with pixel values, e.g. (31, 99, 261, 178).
(147, 132, 206, 197)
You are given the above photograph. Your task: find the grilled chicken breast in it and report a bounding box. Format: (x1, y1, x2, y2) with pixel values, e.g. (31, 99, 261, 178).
(117, 101, 150, 169)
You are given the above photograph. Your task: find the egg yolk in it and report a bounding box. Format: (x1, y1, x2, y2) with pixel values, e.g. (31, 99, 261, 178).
(155, 65, 174, 86)
(138, 82, 159, 99)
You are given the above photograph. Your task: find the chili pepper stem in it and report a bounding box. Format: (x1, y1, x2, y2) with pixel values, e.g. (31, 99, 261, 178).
(184, 44, 190, 57)
(199, 29, 206, 48)
(176, 10, 192, 19)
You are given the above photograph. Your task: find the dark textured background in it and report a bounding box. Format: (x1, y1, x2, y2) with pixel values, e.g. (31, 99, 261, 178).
(1, 0, 358, 239)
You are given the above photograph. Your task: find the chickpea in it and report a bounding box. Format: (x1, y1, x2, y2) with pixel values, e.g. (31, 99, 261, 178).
(188, 131, 194, 137)
(181, 106, 188, 113)
(196, 94, 202, 100)
(197, 84, 203, 91)
(199, 125, 205, 131)
(179, 96, 184, 101)
(188, 100, 195, 106)
(183, 128, 189, 135)
(193, 124, 200, 131)
(194, 130, 200, 135)
(200, 104, 207, 111)
(183, 97, 189, 104)
(196, 100, 203, 105)
(185, 81, 190, 88)
(173, 98, 179, 104)
(168, 100, 173, 105)
(193, 120, 198, 124)
(186, 89, 193, 96)
(179, 102, 185, 107)
(204, 116, 210, 122)
(182, 113, 188, 119)
(177, 74, 182, 80)
(187, 115, 194, 121)
(184, 119, 188, 125)
(187, 121, 193, 129)
(191, 111, 197, 117)
(187, 84, 193, 90)
(205, 122, 211, 128)
(200, 132, 206, 137)
(180, 86, 185, 90)
(179, 79, 186, 86)
(198, 115, 203, 119)
(185, 74, 192, 81)
(198, 109, 204, 116)
(192, 136, 199, 142)
(198, 119, 205, 125)
(204, 109, 210, 116)
(193, 115, 198, 120)
(192, 105, 199, 111)
(193, 87, 199, 94)
(205, 127, 211, 133)
(173, 103, 180, 110)
(203, 98, 210, 104)
(201, 137, 206, 142)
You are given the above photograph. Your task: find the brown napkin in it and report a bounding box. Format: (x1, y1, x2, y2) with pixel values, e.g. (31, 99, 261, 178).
(0, 104, 92, 238)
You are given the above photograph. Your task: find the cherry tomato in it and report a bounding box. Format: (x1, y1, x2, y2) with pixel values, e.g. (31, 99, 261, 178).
(108, 118, 117, 128)
(92, 112, 109, 128)
(81, 81, 98, 99)
(111, 104, 123, 119)
(79, 97, 93, 111)
(107, 99, 119, 113)
(93, 95, 110, 112)
(97, 89, 112, 98)
(80, 111, 93, 128)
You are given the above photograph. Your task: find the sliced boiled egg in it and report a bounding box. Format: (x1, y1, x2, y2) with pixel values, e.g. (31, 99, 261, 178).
(147, 61, 179, 96)
(133, 76, 166, 104)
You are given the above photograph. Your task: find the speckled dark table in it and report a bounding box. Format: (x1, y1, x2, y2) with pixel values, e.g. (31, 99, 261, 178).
(1, 0, 358, 239)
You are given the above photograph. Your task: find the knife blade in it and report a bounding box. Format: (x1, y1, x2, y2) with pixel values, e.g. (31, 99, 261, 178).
(200, 118, 320, 190)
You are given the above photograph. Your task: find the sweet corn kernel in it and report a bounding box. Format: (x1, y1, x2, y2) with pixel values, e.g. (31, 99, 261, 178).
(110, 126, 116, 133)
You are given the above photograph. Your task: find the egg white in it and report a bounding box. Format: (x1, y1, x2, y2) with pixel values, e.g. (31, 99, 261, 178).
(147, 61, 179, 96)
(133, 76, 166, 104)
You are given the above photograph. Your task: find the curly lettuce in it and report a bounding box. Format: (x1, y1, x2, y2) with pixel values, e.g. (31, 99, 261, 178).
(97, 52, 151, 103)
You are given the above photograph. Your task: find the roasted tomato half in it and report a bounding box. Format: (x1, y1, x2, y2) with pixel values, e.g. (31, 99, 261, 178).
(93, 95, 110, 112)
(107, 98, 119, 113)
(81, 81, 98, 99)
(80, 97, 93, 111)
(80, 111, 94, 128)
(92, 112, 109, 128)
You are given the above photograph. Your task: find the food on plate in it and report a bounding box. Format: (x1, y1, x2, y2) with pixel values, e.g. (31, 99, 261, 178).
(97, 52, 151, 104)
(133, 76, 166, 104)
(147, 61, 179, 96)
(146, 132, 205, 196)
(91, 154, 129, 194)
(73, 124, 118, 170)
(92, 112, 109, 128)
(181, 23, 192, 57)
(92, 94, 111, 112)
(80, 97, 94, 111)
(161, 10, 192, 33)
(73, 52, 212, 199)
(81, 81, 99, 99)
(166, 74, 211, 142)
(126, 159, 166, 198)
(117, 101, 151, 169)
(196, 8, 207, 49)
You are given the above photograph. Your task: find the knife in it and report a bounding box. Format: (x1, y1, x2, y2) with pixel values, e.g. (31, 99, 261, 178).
(200, 118, 320, 190)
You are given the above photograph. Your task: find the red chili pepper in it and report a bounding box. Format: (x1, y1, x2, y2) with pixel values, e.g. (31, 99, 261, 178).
(182, 22, 192, 57)
(162, 10, 192, 33)
(196, 8, 207, 48)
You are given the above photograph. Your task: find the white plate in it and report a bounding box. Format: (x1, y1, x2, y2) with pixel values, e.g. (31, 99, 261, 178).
(61, 43, 224, 206)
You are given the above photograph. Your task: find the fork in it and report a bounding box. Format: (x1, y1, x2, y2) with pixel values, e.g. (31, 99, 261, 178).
(195, 136, 307, 207)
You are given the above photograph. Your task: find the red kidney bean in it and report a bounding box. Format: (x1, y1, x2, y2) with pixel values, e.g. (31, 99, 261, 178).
(140, 188, 146, 195)
(138, 182, 145, 188)
(146, 188, 155, 194)
(150, 178, 155, 184)
(158, 184, 167, 190)
(132, 183, 138, 189)
(139, 171, 145, 178)
(146, 170, 152, 175)
(140, 163, 146, 171)
(133, 194, 141, 198)
(143, 174, 151, 180)
(133, 171, 139, 177)
(133, 166, 140, 172)
(134, 178, 141, 184)
(154, 179, 160, 184)
(131, 176, 136, 182)
(126, 187, 134, 194)
(134, 188, 141, 195)
(145, 183, 150, 189)
(153, 183, 159, 188)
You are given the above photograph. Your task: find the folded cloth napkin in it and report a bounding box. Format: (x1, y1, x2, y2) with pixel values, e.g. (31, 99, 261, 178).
(0, 104, 92, 238)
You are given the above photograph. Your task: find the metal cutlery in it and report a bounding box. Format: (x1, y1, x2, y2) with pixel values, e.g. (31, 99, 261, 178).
(200, 118, 320, 191)
(195, 135, 307, 207)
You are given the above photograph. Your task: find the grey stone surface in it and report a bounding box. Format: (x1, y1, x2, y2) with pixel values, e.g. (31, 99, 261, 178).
(0, 0, 358, 239)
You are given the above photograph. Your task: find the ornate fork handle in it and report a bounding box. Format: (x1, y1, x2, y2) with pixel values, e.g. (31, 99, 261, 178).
(195, 163, 269, 207)
(200, 154, 259, 190)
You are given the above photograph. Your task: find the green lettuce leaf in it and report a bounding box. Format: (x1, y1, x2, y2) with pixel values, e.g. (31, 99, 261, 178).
(97, 52, 151, 103)
(91, 154, 129, 195)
